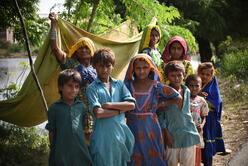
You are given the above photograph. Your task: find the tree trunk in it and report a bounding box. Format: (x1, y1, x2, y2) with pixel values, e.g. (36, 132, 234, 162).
(87, 0, 100, 32)
(197, 37, 213, 62)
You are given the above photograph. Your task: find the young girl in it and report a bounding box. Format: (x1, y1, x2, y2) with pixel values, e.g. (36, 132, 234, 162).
(185, 74, 209, 166)
(86, 48, 136, 166)
(198, 62, 228, 166)
(159, 36, 194, 83)
(124, 54, 181, 166)
(46, 69, 93, 166)
(139, 25, 162, 67)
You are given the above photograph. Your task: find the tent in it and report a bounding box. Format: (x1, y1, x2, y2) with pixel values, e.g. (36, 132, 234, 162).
(0, 18, 142, 127)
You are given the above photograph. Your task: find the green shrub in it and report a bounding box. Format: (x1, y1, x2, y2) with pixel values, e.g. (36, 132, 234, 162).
(7, 43, 24, 53)
(0, 123, 49, 166)
(0, 40, 11, 49)
(220, 46, 248, 80)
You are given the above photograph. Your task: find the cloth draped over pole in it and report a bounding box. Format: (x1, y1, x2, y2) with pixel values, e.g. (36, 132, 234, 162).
(0, 18, 142, 127)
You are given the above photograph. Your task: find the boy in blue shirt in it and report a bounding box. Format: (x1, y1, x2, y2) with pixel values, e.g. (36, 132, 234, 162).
(158, 61, 200, 166)
(86, 48, 136, 166)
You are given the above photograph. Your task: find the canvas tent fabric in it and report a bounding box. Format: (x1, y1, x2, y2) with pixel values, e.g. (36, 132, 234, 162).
(0, 18, 142, 127)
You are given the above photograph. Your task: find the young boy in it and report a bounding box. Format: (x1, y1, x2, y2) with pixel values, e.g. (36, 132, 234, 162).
(46, 69, 93, 166)
(158, 61, 200, 166)
(86, 48, 136, 166)
(185, 74, 209, 166)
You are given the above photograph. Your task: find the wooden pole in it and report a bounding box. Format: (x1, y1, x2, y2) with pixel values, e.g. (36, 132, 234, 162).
(14, 0, 48, 115)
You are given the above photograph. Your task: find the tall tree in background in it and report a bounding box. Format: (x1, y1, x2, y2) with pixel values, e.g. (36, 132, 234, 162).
(159, 0, 248, 62)
(0, 0, 49, 47)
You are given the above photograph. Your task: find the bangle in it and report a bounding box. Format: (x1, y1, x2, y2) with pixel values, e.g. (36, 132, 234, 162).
(50, 30, 57, 40)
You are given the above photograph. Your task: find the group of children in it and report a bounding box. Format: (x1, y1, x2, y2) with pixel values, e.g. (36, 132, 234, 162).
(46, 14, 228, 166)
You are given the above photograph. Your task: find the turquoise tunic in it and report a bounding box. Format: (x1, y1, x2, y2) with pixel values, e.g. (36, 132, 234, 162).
(158, 85, 200, 148)
(46, 99, 93, 166)
(86, 77, 135, 166)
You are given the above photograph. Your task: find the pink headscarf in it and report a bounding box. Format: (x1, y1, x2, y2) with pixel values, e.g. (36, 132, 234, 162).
(162, 36, 190, 63)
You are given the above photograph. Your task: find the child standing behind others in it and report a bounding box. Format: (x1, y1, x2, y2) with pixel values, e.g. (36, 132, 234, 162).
(124, 54, 181, 166)
(198, 62, 229, 166)
(46, 69, 93, 166)
(185, 74, 209, 166)
(139, 25, 162, 67)
(86, 48, 136, 166)
(158, 61, 200, 166)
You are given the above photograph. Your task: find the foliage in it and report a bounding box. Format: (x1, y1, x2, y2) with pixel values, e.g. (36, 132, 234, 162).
(0, 62, 29, 100)
(0, 0, 49, 47)
(121, 0, 180, 30)
(159, 25, 198, 53)
(219, 39, 248, 80)
(218, 74, 248, 103)
(0, 122, 49, 166)
(59, 0, 180, 34)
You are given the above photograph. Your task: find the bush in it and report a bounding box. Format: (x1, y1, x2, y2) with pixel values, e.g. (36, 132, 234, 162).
(7, 43, 24, 53)
(0, 123, 49, 166)
(220, 45, 248, 80)
(0, 40, 11, 49)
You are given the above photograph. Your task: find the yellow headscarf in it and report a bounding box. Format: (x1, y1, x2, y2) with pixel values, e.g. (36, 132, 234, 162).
(68, 37, 95, 57)
(138, 25, 161, 52)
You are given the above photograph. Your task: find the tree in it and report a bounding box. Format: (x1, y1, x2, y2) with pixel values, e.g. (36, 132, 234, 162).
(158, 0, 248, 61)
(0, 0, 49, 47)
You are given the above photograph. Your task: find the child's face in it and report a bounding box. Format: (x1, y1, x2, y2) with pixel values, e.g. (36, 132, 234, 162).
(59, 79, 80, 102)
(169, 41, 184, 60)
(94, 62, 113, 82)
(198, 68, 212, 84)
(149, 29, 160, 48)
(75, 46, 91, 66)
(134, 60, 151, 80)
(167, 71, 184, 87)
(187, 80, 201, 97)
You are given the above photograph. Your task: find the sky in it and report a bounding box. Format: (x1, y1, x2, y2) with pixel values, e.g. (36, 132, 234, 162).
(38, 0, 65, 15)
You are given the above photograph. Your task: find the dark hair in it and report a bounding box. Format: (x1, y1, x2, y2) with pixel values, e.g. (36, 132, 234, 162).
(185, 74, 202, 87)
(198, 62, 214, 75)
(58, 69, 82, 96)
(164, 61, 185, 78)
(92, 48, 115, 67)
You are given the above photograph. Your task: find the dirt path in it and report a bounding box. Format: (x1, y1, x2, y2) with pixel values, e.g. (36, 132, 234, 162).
(212, 82, 248, 166)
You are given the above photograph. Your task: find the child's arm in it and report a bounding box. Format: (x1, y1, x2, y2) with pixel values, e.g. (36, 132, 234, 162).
(157, 85, 182, 110)
(93, 107, 120, 118)
(101, 101, 135, 113)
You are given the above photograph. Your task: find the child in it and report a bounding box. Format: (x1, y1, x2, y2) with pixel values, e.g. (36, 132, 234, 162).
(124, 54, 181, 166)
(185, 74, 209, 166)
(198, 62, 229, 166)
(46, 69, 93, 166)
(139, 25, 162, 67)
(86, 48, 136, 166)
(158, 61, 200, 166)
(159, 36, 194, 83)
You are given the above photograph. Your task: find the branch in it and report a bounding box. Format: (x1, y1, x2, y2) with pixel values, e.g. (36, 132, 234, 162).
(14, 0, 48, 115)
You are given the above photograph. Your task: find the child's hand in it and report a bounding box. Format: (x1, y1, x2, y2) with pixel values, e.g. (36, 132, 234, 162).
(101, 102, 112, 109)
(198, 92, 208, 98)
(165, 133, 174, 148)
(196, 124, 203, 133)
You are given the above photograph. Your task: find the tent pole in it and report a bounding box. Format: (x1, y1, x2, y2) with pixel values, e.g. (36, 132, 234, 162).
(14, 0, 48, 116)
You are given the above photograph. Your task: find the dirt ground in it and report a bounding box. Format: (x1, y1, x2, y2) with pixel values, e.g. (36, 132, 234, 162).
(212, 84, 248, 165)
